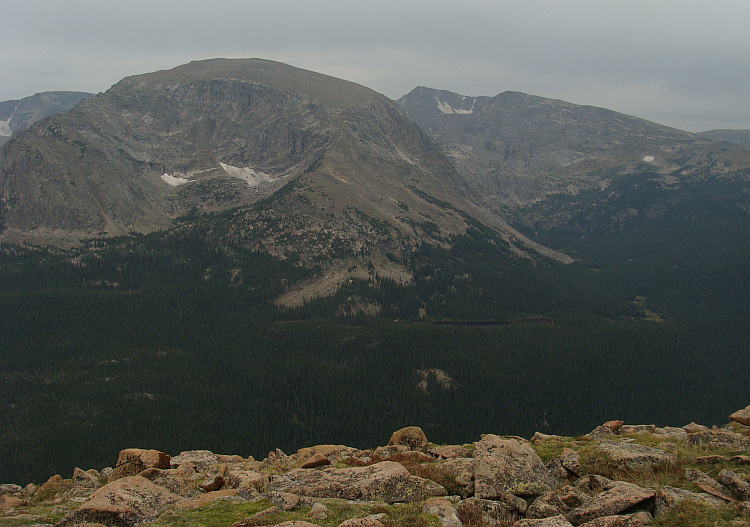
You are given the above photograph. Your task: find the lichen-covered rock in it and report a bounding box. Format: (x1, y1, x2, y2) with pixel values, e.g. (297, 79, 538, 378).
(473, 436, 553, 499)
(594, 440, 676, 472)
(57, 475, 182, 527)
(566, 481, 654, 526)
(513, 515, 574, 527)
(654, 486, 724, 516)
(138, 467, 200, 498)
(338, 519, 385, 527)
(429, 445, 473, 459)
(456, 497, 521, 527)
(169, 450, 219, 470)
(439, 457, 476, 497)
(423, 497, 462, 527)
(716, 468, 750, 500)
(300, 453, 331, 468)
(267, 461, 446, 503)
(109, 449, 171, 482)
(688, 428, 750, 450)
(387, 426, 429, 452)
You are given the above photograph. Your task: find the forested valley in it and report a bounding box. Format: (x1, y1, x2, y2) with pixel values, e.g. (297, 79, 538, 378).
(2, 170, 749, 486)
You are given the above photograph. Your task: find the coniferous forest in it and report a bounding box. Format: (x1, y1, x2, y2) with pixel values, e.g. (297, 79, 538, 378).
(2, 170, 750, 486)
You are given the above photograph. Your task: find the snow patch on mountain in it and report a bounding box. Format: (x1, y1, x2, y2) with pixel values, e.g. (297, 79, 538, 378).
(220, 162, 275, 187)
(435, 97, 474, 115)
(161, 173, 192, 186)
(0, 117, 12, 137)
(642, 155, 655, 162)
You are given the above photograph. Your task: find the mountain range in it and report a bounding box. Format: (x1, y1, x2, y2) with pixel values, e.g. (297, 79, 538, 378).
(1, 59, 749, 486)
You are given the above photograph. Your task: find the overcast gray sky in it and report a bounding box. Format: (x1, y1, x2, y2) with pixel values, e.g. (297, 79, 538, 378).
(2, 0, 749, 132)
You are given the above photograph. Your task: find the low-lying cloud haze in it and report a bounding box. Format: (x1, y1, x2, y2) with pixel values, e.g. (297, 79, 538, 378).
(3, 0, 749, 132)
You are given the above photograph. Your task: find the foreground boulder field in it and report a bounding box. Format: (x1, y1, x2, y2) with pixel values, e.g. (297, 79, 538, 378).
(2, 407, 750, 527)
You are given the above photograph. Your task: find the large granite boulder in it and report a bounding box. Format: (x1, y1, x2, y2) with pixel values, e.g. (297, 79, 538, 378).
(594, 440, 676, 472)
(387, 426, 429, 452)
(170, 450, 219, 469)
(730, 404, 750, 426)
(566, 481, 654, 526)
(57, 475, 182, 527)
(109, 449, 171, 482)
(654, 486, 724, 516)
(423, 497, 462, 527)
(456, 497, 521, 527)
(473, 436, 553, 499)
(267, 461, 446, 503)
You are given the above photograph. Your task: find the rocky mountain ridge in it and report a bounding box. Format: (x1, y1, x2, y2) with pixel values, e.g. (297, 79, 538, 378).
(0, 91, 93, 148)
(397, 87, 750, 220)
(2, 406, 749, 527)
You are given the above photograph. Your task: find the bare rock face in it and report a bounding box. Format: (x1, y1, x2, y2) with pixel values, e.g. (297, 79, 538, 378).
(473, 436, 553, 499)
(387, 426, 429, 452)
(730, 404, 750, 426)
(57, 475, 182, 527)
(109, 449, 171, 481)
(267, 460, 446, 503)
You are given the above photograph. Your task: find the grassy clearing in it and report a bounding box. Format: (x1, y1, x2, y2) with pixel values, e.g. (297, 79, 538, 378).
(148, 498, 439, 527)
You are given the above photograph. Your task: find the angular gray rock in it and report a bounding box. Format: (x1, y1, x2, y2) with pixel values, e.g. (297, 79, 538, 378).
(513, 515, 574, 527)
(109, 449, 171, 481)
(170, 450, 220, 469)
(717, 468, 750, 500)
(456, 496, 521, 527)
(654, 486, 724, 516)
(594, 440, 676, 472)
(566, 481, 655, 526)
(423, 496, 463, 527)
(473, 436, 553, 499)
(266, 461, 446, 503)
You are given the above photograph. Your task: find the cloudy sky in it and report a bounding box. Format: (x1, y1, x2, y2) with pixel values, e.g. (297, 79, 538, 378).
(2, 0, 749, 132)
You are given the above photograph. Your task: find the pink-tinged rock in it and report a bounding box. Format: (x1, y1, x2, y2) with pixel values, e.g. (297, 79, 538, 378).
(429, 444, 473, 459)
(177, 489, 238, 509)
(567, 481, 655, 526)
(423, 497, 462, 527)
(387, 426, 429, 452)
(109, 449, 171, 481)
(654, 486, 723, 516)
(57, 475, 182, 527)
(457, 497, 521, 526)
(473, 436, 553, 498)
(594, 440, 676, 472)
(267, 460, 446, 503)
(300, 453, 332, 468)
(717, 468, 750, 500)
(730, 404, 750, 426)
(338, 519, 385, 527)
(513, 515, 574, 527)
(0, 495, 25, 511)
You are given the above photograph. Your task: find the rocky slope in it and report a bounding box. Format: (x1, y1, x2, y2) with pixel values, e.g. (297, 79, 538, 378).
(698, 130, 750, 149)
(0, 91, 93, 148)
(2, 407, 749, 527)
(397, 87, 750, 220)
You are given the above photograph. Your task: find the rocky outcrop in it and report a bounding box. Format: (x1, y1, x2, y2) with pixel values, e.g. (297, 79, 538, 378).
(387, 426, 429, 452)
(57, 475, 182, 527)
(267, 461, 447, 503)
(109, 449, 171, 482)
(4, 410, 750, 527)
(730, 404, 750, 426)
(474, 436, 553, 499)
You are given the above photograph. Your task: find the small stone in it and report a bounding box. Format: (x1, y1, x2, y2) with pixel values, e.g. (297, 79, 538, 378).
(308, 502, 329, 519)
(301, 453, 331, 468)
(199, 475, 225, 492)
